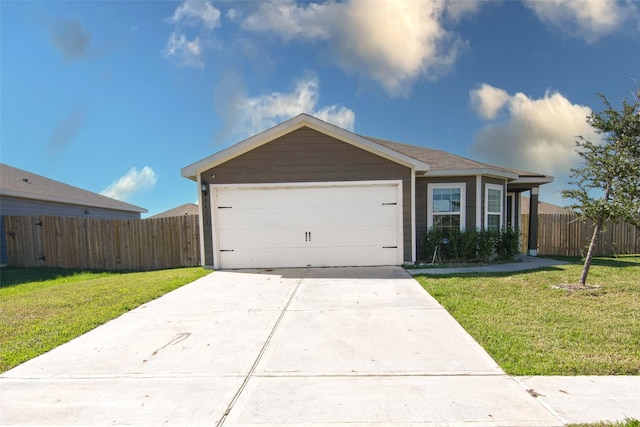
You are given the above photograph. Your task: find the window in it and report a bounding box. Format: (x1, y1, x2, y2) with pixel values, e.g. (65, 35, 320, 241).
(428, 183, 466, 231)
(485, 184, 503, 231)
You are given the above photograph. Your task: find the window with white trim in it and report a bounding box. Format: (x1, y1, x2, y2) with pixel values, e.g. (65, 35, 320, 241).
(427, 183, 466, 231)
(485, 184, 503, 231)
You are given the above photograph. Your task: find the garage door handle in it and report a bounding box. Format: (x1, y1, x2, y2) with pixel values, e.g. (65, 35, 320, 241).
(305, 231, 312, 242)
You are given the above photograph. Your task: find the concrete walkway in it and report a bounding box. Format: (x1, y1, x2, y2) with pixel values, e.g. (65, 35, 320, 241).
(1, 267, 563, 426)
(408, 255, 571, 276)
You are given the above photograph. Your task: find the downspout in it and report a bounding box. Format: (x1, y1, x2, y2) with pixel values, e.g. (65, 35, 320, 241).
(527, 187, 539, 256)
(196, 173, 207, 267)
(504, 178, 508, 229)
(411, 168, 416, 264)
(475, 175, 482, 230)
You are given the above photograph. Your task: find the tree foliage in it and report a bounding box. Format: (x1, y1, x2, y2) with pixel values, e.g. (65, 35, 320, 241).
(562, 89, 640, 285)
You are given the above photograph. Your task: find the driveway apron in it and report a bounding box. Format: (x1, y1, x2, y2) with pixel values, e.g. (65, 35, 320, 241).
(0, 267, 561, 426)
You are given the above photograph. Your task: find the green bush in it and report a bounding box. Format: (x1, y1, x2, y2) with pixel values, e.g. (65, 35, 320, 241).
(423, 227, 519, 264)
(495, 227, 520, 261)
(477, 229, 499, 262)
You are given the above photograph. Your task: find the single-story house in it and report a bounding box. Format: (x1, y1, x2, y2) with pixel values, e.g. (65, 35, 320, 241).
(1, 163, 147, 266)
(148, 203, 199, 219)
(181, 114, 552, 269)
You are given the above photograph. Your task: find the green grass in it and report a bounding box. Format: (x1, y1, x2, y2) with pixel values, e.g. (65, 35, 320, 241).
(569, 419, 640, 427)
(0, 267, 210, 373)
(415, 255, 640, 376)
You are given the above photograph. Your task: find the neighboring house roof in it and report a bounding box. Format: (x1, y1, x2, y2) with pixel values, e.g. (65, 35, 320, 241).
(0, 163, 147, 214)
(521, 196, 573, 215)
(181, 114, 552, 186)
(149, 203, 198, 218)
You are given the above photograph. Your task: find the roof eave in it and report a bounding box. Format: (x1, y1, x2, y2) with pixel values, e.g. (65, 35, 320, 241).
(510, 176, 554, 185)
(424, 168, 519, 180)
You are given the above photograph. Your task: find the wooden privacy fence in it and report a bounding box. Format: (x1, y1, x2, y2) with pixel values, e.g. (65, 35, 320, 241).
(3, 215, 200, 270)
(521, 214, 640, 257)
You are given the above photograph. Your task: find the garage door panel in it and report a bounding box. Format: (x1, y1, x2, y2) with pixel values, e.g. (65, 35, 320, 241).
(313, 206, 397, 228)
(219, 226, 396, 251)
(216, 186, 397, 210)
(213, 182, 402, 268)
(220, 246, 398, 269)
(216, 208, 316, 230)
(217, 206, 397, 230)
(218, 228, 310, 250)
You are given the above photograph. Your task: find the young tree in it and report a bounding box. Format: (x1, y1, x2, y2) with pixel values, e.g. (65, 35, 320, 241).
(562, 90, 640, 285)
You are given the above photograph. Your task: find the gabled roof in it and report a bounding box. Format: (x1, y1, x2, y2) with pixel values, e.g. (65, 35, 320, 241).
(149, 203, 198, 219)
(0, 163, 147, 213)
(181, 114, 430, 180)
(181, 113, 552, 186)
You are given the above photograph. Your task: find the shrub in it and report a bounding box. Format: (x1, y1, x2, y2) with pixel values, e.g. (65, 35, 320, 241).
(495, 227, 520, 261)
(477, 229, 498, 262)
(423, 227, 520, 264)
(424, 227, 445, 263)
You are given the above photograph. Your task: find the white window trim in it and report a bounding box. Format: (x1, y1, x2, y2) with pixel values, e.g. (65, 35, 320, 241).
(485, 183, 504, 230)
(427, 182, 466, 231)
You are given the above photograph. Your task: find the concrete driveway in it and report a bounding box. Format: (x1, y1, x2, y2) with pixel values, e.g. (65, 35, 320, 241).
(1, 267, 561, 426)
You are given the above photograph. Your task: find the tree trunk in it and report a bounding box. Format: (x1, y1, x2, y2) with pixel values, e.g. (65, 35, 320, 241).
(579, 220, 602, 285)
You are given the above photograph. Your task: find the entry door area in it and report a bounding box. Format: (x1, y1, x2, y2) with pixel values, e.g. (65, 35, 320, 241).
(211, 181, 403, 269)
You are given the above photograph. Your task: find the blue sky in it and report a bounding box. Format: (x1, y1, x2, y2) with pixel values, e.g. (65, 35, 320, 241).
(2, 0, 639, 217)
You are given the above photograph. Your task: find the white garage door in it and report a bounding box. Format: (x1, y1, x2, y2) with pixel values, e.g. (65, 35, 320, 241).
(211, 181, 403, 269)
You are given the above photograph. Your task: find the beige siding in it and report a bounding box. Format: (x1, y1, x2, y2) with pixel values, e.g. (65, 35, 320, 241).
(199, 127, 413, 265)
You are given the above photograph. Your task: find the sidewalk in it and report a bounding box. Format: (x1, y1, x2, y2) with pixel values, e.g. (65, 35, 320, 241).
(516, 376, 640, 425)
(408, 255, 571, 276)
(411, 255, 640, 425)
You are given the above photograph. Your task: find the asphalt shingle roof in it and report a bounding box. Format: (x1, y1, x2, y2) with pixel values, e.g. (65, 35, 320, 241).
(148, 203, 198, 219)
(364, 136, 551, 179)
(0, 163, 146, 213)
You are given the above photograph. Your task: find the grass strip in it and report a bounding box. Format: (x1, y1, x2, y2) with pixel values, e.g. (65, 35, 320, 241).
(415, 256, 640, 376)
(569, 419, 640, 427)
(0, 267, 210, 372)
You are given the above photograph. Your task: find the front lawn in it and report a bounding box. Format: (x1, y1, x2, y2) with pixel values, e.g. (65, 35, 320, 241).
(0, 267, 210, 373)
(415, 255, 640, 376)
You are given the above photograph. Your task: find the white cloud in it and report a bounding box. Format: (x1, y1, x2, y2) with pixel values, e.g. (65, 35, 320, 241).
(524, 0, 636, 42)
(470, 85, 597, 179)
(220, 74, 355, 143)
(238, 0, 330, 40)
(162, 32, 203, 68)
(445, 0, 483, 21)
(167, 0, 221, 30)
(237, 0, 477, 96)
(470, 84, 510, 120)
(163, 1, 221, 68)
(313, 105, 355, 131)
(101, 166, 157, 202)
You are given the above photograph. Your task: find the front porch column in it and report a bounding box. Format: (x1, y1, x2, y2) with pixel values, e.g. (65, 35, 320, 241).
(527, 187, 539, 256)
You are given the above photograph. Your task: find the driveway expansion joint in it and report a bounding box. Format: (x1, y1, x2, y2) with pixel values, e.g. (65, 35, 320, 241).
(216, 268, 310, 427)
